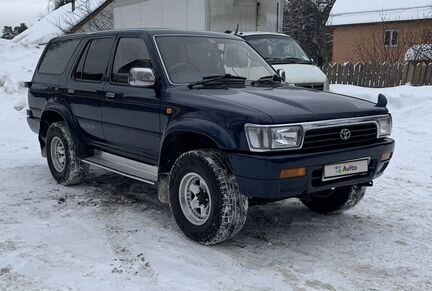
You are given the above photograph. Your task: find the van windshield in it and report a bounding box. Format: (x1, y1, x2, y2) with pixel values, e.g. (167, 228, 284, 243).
(155, 36, 276, 84)
(244, 35, 312, 65)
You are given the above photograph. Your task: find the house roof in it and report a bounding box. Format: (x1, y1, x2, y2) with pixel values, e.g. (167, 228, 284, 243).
(327, 0, 432, 27)
(12, 0, 109, 45)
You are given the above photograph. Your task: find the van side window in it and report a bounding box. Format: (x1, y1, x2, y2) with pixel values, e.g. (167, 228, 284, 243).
(112, 38, 152, 84)
(39, 39, 80, 75)
(74, 38, 112, 82)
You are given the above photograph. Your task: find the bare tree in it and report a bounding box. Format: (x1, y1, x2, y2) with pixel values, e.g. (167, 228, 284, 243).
(51, 1, 113, 34)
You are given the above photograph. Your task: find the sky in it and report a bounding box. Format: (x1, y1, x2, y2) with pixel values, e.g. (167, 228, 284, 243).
(0, 0, 48, 29)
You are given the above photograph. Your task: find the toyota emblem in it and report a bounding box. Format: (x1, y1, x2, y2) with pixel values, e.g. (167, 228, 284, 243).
(340, 128, 351, 141)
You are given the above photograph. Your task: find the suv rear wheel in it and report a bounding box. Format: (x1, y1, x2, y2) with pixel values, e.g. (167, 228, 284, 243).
(300, 185, 366, 214)
(46, 122, 89, 186)
(169, 149, 248, 245)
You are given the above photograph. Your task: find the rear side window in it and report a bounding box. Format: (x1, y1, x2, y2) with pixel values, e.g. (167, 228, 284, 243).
(38, 39, 80, 74)
(112, 38, 152, 84)
(74, 38, 113, 82)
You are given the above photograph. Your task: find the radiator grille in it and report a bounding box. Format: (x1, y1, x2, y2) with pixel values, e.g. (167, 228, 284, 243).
(302, 123, 378, 153)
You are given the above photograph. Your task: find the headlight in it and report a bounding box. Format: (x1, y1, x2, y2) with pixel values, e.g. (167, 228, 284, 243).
(377, 115, 392, 137)
(271, 127, 303, 148)
(245, 125, 303, 151)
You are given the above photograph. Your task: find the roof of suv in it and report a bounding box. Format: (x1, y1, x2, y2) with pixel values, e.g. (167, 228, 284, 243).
(237, 32, 290, 37)
(53, 28, 244, 42)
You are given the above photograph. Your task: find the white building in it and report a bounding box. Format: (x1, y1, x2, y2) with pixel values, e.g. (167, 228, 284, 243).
(113, 0, 283, 33)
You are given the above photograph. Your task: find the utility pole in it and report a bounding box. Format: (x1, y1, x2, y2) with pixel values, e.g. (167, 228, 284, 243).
(71, 0, 75, 12)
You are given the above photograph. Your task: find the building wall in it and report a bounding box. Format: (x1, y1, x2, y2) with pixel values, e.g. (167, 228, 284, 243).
(113, 0, 206, 30)
(208, 0, 283, 32)
(332, 20, 432, 63)
(113, 0, 282, 32)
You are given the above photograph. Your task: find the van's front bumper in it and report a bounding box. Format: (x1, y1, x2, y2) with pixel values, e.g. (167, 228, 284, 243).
(227, 138, 395, 199)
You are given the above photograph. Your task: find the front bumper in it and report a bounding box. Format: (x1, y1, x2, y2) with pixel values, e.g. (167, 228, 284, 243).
(228, 138, 395, 199)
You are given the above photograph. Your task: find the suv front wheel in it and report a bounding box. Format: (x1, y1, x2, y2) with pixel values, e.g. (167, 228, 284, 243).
(169, 149, 248, 245)
(46, 122, 89, 186)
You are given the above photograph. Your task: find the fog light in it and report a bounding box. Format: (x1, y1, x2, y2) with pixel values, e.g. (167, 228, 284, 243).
(381, 152, 393, 161)
(280, 167, 307, 179)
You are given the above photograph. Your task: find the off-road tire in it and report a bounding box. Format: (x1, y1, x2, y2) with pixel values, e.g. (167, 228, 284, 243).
(300, 185, 366, 214)
(169, 149, 248, 245)
(46, 122, 89, 186)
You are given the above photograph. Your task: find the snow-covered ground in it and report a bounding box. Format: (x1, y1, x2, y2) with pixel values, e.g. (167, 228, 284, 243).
(0, 40, 431, 291)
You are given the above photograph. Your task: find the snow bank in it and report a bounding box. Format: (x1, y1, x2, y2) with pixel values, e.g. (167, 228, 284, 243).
(12, 0, 106, 45)
(327, 0, 432, 26)
(330, 84, 432, 114)
(0, 39, 42, 110)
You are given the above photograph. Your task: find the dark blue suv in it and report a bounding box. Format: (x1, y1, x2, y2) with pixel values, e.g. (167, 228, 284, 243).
(26, 29, 394, 245)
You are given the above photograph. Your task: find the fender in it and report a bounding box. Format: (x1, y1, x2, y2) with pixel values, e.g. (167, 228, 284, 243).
(161, 118, 238, 150)
(40, 100, 90, 157)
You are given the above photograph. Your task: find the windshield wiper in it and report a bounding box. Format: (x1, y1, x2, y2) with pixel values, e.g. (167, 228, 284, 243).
(282, 57, 313, 64)
(266, 57, 313, 65)
(251, 75, 284, 87)
(266, 57, 296, 64)
(188, 74, 247, 89)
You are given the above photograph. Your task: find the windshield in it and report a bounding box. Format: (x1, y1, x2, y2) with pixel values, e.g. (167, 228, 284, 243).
(244, 35, 311, 64)
(155, 36, 276, 84)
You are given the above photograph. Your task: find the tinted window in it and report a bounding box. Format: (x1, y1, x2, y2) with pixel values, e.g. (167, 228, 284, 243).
(74, 43, 89, 80)
(74, 38, 112, 82)
(112, 38, 152, 84)
(39, 39, 80, 74)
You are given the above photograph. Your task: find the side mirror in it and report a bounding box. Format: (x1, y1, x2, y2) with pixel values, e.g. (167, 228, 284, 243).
(129, 68, 155, 87)
(276, 69, 286, 82)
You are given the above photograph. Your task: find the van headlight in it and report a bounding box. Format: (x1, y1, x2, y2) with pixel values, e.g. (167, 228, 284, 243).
(377, 115, 392, 137)
(245, 125, 303, 151)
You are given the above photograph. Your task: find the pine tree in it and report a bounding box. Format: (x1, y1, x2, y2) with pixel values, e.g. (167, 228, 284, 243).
(283, 0, 335, 65)
(13, 23, 28, 35)
(1, 26, 15, 39)
(53, 0, 73, 9)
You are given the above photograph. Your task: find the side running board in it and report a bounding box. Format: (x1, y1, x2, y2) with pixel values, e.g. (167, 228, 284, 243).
(82, 150, 158, 185)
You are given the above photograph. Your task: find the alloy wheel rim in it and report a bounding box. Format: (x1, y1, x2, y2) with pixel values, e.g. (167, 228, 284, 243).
(50, 136, 66, 172)
(179, 172, 212, 226)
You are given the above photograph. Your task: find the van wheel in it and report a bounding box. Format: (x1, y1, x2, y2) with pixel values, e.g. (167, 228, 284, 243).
(169, 149, 248, 245)
(300, 185, 366, 214)
(46, 122, 89, 186)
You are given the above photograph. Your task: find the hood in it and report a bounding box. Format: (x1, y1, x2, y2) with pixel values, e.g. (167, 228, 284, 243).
(191, 86, 388, 124)
(272, 64, 327, 85)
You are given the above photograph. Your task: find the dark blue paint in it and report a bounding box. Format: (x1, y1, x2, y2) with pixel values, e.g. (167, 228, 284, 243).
(229, 138, 394, 198)
(27, 29, 395, 199)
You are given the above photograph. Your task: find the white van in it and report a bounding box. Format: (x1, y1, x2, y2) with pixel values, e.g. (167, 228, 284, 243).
(239, 32, 329, 91)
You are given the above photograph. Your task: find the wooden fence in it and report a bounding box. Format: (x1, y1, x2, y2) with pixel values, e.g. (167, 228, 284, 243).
(322, 62, 432, 88)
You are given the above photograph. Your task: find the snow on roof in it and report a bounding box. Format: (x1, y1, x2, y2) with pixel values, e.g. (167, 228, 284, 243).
(12, 0, 106, 45)
(327, 0, 432, 26)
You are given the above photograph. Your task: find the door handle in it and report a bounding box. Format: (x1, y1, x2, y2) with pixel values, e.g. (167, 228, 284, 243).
(67, 88, 75, 95)
(106, 92, 116, 99)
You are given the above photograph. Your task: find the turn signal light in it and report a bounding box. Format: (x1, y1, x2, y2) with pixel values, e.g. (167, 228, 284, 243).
(280, 167, 307, 179)
(381, 152, 393, 161)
